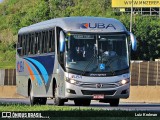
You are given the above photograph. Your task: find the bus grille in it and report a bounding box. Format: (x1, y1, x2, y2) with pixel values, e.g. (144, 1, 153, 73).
(81, 90, 116, 95)
(80, 83, 118, 88)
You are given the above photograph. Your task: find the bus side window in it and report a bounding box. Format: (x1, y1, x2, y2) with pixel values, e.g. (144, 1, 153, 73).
(29, 34, 32, 54)
(44, 31, 48, 53)
(22, 35, 25, 56)
(33, 33, 36, 55)
(28, 34, 31, 55)
(35, 33, 40, 54)
(49, 29, 55, 52)
(41, 32, 45, 53)
(49, 30, 52, 52)
(25, 35, 28, 55)
(34, 33, 38, 54)
(47, 30, 50, 52)
(37, 32, 41, 54)
(33, 34, 36, 54)
(40, 32, 43, 54)
(17, 35, 22, 56)
(26, 34, 29, 55)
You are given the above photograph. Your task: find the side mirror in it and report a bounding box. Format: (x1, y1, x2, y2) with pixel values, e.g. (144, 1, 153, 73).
(59, 31, 65, 52)
(130, 32, 137, 51)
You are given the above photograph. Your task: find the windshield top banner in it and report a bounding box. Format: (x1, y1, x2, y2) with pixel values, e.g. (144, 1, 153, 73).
(112, 0, 160, 8)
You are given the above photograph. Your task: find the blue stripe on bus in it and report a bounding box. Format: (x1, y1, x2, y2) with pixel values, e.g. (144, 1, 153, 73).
(29, 55, 55, 75)
(26, 60, 42, 86)
(26, 58, 49, 84)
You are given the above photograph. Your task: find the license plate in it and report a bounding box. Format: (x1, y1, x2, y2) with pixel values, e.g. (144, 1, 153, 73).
(93, 94, 104, 99)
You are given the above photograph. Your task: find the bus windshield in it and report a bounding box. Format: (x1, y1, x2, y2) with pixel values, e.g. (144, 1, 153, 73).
(65, 33, 129, 75)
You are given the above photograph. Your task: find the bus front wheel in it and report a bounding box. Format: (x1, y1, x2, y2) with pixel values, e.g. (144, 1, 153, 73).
(29, 84, 47, 105)
(54, 86, 64, 106)
(109, 99, 119, 107)
(74, 99, 91, 106)
(29, 84, 37, 105)
(38, 97, 47, 105)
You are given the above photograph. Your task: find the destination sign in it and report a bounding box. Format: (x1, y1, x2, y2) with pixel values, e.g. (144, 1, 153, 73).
(73, 35, 94, 39)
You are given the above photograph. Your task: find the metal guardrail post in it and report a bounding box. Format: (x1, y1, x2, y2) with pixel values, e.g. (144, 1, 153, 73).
(0, 69, 4, 85)
(12, 69, 14, 85)
(8, 69, 9, 85)
(147, 61, 149, 86)
(138, 62, 140, 86)
(130, 63, 132, 84)
(156, 61, 159, 86)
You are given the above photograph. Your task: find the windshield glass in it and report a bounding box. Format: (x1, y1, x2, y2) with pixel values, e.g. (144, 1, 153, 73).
(65, 33, 129, 74)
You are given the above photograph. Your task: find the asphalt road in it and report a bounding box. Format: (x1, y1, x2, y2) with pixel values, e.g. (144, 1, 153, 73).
(0, 98, 160, 112)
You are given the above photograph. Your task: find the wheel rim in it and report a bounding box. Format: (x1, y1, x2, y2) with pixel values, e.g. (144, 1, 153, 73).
(54, 86, 58, 104)
(30, 84, 35, 105)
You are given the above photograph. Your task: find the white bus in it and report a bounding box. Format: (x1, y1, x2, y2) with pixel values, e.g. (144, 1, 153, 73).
(16, 17, 137, 106)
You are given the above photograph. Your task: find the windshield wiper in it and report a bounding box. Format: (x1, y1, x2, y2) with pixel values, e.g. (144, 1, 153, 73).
(81, 54, 97, 76)
(101, 55, 116, 75)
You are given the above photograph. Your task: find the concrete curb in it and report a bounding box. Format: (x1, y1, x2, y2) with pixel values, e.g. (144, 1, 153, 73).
(121, 86, 160, 103)
(0, 86, 24, 98)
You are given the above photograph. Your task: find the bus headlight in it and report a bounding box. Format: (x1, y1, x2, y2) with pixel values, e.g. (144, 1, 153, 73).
(66, 78, 81, 85)
(70, 79, 76, 84)
(117, 78, 130, 86)
(121, 79, 127, 84)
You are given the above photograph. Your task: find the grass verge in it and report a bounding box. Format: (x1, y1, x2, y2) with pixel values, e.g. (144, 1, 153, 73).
(0, 61, 15, 69)
(0, 103, 159, 120)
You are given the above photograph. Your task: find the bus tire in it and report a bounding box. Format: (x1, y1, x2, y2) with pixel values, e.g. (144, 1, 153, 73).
(74, 99, 82, 106)
(109, 99, 119, 107)
(54, 86, 64, 106)
(29, 83, 37, 105)
(74, 99, 91, 106)
(38, 97, 47, 105)
(82, 100, 91, 106)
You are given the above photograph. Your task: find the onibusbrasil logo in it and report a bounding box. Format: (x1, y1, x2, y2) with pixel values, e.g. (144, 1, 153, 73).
(1, 112, 50, 119)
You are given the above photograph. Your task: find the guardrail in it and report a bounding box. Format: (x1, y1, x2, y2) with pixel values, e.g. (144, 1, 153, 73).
(0, 61, 159, 86)
(0, 69, 16, 86)
(131, 61, 160, 86)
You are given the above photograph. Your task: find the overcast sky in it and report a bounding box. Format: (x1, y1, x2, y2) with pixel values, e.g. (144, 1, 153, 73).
(0, 0, 3, 3)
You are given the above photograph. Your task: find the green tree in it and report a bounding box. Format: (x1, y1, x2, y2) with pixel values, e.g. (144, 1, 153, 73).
(0, 0, 159, 69)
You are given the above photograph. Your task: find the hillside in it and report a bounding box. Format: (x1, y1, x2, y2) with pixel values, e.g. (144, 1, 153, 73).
(0, 0, 160, 68)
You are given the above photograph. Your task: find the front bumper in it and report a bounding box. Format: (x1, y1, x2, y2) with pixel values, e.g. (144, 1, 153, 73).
(65, 82, 130, 100)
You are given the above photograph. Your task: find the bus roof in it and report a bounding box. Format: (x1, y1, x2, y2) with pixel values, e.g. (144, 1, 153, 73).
(18, 17, 128, 34)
